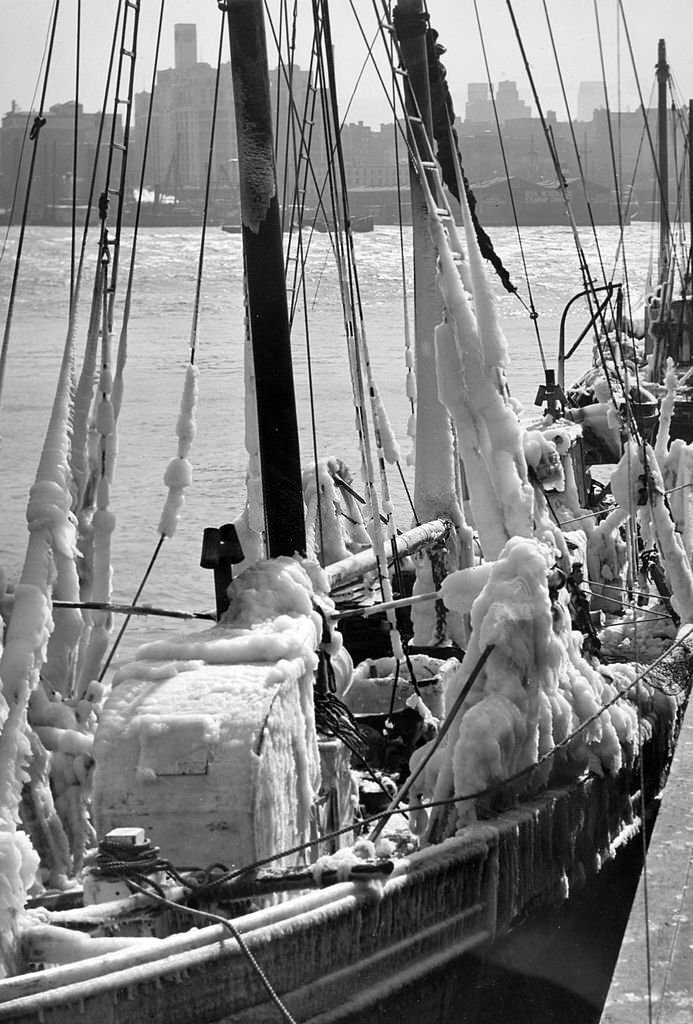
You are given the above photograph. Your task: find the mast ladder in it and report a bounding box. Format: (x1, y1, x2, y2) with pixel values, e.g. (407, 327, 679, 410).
(378, 4, 459, 245)
(98, 0, 141, 332)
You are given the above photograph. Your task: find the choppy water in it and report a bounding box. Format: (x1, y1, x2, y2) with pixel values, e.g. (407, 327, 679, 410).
(0, 222, 657, 658)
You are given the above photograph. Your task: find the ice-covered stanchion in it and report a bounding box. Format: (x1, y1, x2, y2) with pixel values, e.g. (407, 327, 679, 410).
(158, 364, 199, 538)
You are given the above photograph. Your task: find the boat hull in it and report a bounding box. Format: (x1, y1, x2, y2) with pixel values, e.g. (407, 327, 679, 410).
(2, 643, 688, 1024)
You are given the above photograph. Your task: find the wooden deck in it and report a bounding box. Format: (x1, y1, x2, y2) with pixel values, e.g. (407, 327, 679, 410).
(601, 696, 693, 1024)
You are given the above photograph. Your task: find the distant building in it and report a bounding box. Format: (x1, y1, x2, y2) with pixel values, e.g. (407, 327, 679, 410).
(577, 82, 604, 122)
(134, 24, 237, 198)
(465, 83, 493, 123)
(495, 81, 531, 122)
(174, 24, 197, 72)
(134, 24, 315, 211)
(0, 100, 120, 222)
(464, 81, 531, 125)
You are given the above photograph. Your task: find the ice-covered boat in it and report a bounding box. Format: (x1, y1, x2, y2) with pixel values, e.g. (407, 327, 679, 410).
(0, 3, 692, 1023)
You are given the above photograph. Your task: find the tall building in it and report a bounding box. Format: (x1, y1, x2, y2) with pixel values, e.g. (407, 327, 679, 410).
(577, 82, 604, 122)
(464, 81, 531, 124)
(134, 26, 316, 207)
(465, 83, 492, 123)
(175, 24, 197, 71)
(135, 24, 236, 197)
(495, 81, 531, 123)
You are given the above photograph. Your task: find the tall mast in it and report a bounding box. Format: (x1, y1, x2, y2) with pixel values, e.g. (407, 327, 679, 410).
(223, 0, 306, 558)
(394, 0, 447, 524)
(657, 38, 670, 284)
(689, 100, 693, 284)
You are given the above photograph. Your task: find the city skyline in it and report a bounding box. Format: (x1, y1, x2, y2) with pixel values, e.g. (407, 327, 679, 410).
(1, 1, 693, 130)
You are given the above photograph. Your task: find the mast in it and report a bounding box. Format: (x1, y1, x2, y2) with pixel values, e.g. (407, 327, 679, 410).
(689, 100, 693, 284)
(394, 0, 447, 525)
(223, 0, 306, 557)
(657, 38, 670, 285)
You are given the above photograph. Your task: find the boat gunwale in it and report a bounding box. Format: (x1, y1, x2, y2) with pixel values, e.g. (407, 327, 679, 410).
(3, 676, 688, 1023)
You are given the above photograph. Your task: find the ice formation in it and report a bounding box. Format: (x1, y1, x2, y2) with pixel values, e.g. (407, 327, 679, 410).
(303, 458, 370, 566)
(0, 333, 78, 972)
(93, 558, 351, 871)
(413, 536, 640, 837)
(158, 363, 199, 538)
(430, 188, 534, 560)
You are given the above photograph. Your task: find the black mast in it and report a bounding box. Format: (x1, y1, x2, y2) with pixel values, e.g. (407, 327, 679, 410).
(223, 0, 306, 558)
(657, 38, 670, 286)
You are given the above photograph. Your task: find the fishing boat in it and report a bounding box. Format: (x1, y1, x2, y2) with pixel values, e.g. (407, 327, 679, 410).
(0, 3, 692, 1023)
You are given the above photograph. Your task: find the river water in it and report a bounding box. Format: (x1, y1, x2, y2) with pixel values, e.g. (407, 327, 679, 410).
(0, 222, 657, 659)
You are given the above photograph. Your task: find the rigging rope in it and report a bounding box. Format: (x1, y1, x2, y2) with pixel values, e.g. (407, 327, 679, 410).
(318, 0, 416, 663)
(0, 0, 61, 407)
(471, 0, 547, 370)
(112, 0, 166, 421)
(70, 0, 82, 323)
(101, 5, 224, 676)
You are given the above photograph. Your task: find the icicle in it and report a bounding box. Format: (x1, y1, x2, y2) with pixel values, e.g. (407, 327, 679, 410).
(429, 200, 534, 552)
(372, 383, 400, 465)
(158, 363, 199, 537)
(654, 357, 677, 463)
(237, 328, 265, 550)
(435, 320, 508, 558)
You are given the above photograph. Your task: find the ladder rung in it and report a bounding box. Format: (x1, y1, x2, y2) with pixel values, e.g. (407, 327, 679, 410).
(111, 142, 126, 152)
(107, 187, 121, 195)
(122, 49, 135, 59)
(115, 97, 131, 107)
(408, 115, 423, 124)
(421, 160, 437, 170)
(434, 208, 451, 219)
(394, 67, 408, 77)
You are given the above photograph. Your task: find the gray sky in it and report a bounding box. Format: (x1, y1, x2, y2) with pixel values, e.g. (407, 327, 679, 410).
(1, 1, 692, 127)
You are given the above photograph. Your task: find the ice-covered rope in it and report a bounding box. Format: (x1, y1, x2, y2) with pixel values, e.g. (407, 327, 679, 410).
(69, 0, 81, 320)
(100, 14, 228, 675)
(309, 5, 392, 619)
(371, 26, 475, 646)
(322, 0, 442, 661)
(75, 271, 117, 696)
(389, 55, 417, 468)
(0, 246, 80, 964)
(471, 0, 547, 371)
(117, 876, 299, 1022)
(427, 179, 533, 558)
